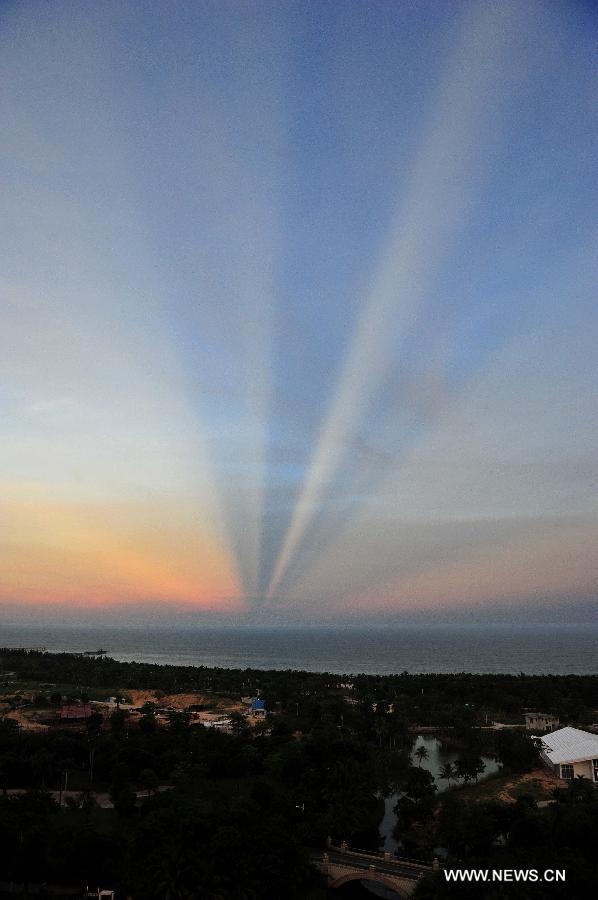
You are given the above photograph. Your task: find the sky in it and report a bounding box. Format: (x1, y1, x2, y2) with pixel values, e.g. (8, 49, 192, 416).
(1, 0, 597, 625)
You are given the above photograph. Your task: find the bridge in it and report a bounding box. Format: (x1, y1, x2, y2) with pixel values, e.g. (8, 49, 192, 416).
(312, 843, 438, 897)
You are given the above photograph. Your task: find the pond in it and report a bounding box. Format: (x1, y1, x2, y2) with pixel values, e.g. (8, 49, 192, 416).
(380, 734, 501, 853)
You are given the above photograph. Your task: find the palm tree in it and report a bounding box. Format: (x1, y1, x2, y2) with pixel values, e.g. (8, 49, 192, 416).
(414, 745, 429, 767)
(472, 757, 486, 784)
(140, 767, 159, 797)
(455, 758, 469, 783)
(439, 762, 455, 787)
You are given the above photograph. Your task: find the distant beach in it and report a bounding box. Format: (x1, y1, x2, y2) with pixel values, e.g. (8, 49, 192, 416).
(1, 622, 596, 675)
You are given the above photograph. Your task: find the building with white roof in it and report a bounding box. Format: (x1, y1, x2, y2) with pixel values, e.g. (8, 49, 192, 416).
(537, 726, 598, 781)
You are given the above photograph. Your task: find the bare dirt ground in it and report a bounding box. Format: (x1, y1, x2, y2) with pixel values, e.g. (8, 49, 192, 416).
(125, 689, 245, 712)
(454, 767, 564, 804)
(495, 767, 564, 803)
(2, 688, 251, 733)
(0, 705, 48, 731)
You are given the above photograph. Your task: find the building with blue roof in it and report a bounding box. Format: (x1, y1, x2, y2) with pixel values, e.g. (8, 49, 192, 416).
(250, 697, 266, 716)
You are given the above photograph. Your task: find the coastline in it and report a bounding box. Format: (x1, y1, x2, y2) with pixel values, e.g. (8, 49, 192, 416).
(1, 621, 597, 675)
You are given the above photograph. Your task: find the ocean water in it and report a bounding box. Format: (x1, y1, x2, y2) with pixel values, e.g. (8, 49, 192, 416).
(0, 622, 596, 674)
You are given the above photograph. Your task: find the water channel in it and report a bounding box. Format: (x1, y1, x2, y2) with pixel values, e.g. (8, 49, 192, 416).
(327, 735, 501, 898)
(379, 733, 500, 853)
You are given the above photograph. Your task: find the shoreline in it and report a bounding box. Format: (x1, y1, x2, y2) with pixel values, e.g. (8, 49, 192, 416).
(2, 622, 598, 676)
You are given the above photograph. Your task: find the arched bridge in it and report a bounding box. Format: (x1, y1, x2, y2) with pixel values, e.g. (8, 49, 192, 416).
(312, 844, 437, 898)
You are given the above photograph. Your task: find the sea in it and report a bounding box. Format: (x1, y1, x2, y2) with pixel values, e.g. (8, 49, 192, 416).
(0, 622, 596, 675)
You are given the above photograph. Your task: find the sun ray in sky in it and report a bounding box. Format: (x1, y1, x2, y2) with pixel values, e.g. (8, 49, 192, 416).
(266, 0, 535, 600)
(1, 0, 597, 622)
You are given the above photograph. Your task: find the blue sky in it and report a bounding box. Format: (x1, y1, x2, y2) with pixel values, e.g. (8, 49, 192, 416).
(1, 0, 597, 623)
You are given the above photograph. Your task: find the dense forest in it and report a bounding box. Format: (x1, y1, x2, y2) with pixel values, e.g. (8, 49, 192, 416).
(2, 648, 597, 723)
(0, 649, 597, 898)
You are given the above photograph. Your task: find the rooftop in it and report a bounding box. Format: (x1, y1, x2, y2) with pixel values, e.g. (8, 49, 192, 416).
(537, 726, 598, 765)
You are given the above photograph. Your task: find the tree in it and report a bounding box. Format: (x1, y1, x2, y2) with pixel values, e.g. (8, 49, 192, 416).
(439, 762, 455, 788)
(472, 757, 486, 784)
(387, 708, 409, 749)
(229, 711, 249, 737)
(139, 704, 156, 734)
(112, 784, 137, 817)
(80, 791, 98, 817)
(415, 745, 429, 767)
(495, 730, 541, 772)
(110, 762, 131, 796)
(253, 717, 271, 737)
(140, 767, 159, 797)
(110, 708, 128, 733)
(167, 710, 191, 736)
(403, 766, 437, 803)
(85, 711, 103, 737)
(454, 757, 473, 784)
(31, 749, 57, 789)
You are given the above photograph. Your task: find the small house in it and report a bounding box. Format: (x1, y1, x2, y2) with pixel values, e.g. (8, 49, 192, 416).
(250, 697, 266, 717)
(538, 726, 598, 781)
(525, 712, 559, 732)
